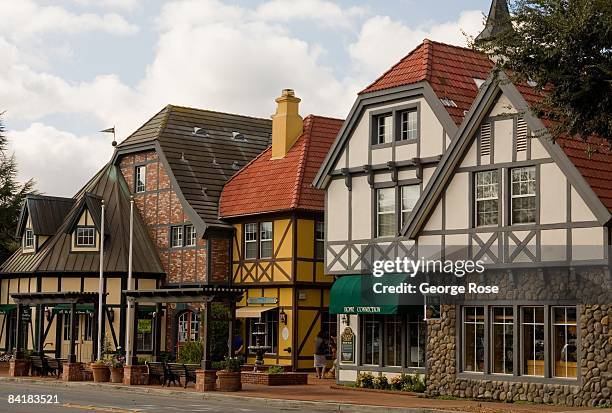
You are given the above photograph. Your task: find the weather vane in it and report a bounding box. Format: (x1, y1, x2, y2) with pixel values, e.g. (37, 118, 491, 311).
(100, 126, 117, 146)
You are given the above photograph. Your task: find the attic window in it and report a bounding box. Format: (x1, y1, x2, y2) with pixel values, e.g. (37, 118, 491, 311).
(23, 229, 34, 249)
(75, 227, 96, 247)
(232, 132, 248, 142)
(440, 98, 457, 107)
(232, 161, 240, 170)
(480, 122, 492, 156)
(473, 78, 486, 88)
(192, 127, 209, 137)
(516, 117, 528, 152)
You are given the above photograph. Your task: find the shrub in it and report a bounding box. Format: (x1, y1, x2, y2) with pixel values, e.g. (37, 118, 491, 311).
(217, 356, 243, 372)
(390, 374, 409, 391)
(373, 375, 389, 390)
(356, 372, 374, 389)
(401, 374, 425, 393)
(177, 341, 203, 364)
(267, 366, 285, 374)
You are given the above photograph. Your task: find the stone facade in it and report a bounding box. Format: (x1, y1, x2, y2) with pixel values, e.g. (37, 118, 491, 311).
(8, 359, 29, 377)
(426, 304, 611, 407)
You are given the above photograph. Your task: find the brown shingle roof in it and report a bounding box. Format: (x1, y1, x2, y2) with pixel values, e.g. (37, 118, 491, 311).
(219, 115, 343, 218)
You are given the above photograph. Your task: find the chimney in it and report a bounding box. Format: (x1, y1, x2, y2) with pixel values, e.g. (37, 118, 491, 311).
(271, 89, 303, 159)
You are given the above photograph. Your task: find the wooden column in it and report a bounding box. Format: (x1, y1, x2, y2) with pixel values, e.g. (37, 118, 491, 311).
(14, 303, 23, 359)
(201, 300, 211, 370)
(153, 303, 162, 361)
(228, 300, 235, 358)
(68, 303, 77, 363)
(130, 302, 139, 365)
(35, 305, 45, 356)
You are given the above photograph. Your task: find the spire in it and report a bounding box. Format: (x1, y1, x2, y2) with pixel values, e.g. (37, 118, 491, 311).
(475, 0, 513, 43)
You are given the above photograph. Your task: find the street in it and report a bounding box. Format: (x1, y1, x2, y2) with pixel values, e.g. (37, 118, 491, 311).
(0, 382, 315, 413)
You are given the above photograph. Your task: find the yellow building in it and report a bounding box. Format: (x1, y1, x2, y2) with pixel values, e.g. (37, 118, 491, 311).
(219, 90, 343, 370)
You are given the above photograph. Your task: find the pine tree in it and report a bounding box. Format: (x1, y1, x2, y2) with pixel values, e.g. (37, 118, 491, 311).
(0, 113, 35, 262)
(475, 0, 612, 144)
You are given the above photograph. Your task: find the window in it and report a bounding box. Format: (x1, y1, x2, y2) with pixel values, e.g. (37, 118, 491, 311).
(475, 170, 499, 226)
(384, 315, 402, 367)
(522, 306, 544, 376)
(260, 222, 273, 259)
(376, 188, 396, 237)
(407, 309, 426, 367)
(491, 307, 513, 374)
(135, 165, 146, 193)
(23, 229, 34, 249)
(463, 306, 485, 372)
(137, 313, 153, 352)
(362, 315, 381, 365)
(63, 314, 79, 341)
(75, 227, 96, 247)
(321, 311, 337, 341)
(315, 221, 324, 259)
(178, 310, 199, 342)
(399, 109, 417, 141)
(511, 166, 536, 224)
(170, 226, 183, 248)
(375, 114, 392, 144)
(401, 185, 419, 227)
(553, 307, 577, 378)
(184, 225, 196, 247)
(244, 223, 257, 259)
(248, 309, 278, 354)
(83, 314, 93, 341)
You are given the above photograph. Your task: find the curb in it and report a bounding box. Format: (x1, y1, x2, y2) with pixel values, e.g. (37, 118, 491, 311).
(0, 376, 463, 413)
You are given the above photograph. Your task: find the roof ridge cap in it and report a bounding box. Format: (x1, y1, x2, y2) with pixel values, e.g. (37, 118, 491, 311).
(424, 39, 434, 81)
(168, 104, 272, 122)
(292, 119, 315, 209)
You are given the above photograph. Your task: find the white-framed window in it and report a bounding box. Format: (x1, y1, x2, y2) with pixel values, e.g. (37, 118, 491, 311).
(475, 170, 499, 226)
(260, 222, 273, 258)
(315, 221, 325, 259)
(83, 314, 93, 341)
(522, 306, 544, 376)
(463, 306, 485, 373)
(376, 187, 396, 237)
(362, 315, 381, 365)
(491, 307, 514, 374)
(184, 225, 196, 247)
(244, 223, 257, 259)
(135, 165, 146, 193)
(375, 114, 392, 144)
(510, 166, 536, 224)
(75, 227, 96, 247)
(170, 226, 183, 248)
(63, 314, 79, 341)
(137, 313, 153, 351)
(23, 229, 35, 249)
(178, 310, 200, 342)
(552, 306, 577, 379)
(399, 109, 418, 141)
(400, 185, 419, 227)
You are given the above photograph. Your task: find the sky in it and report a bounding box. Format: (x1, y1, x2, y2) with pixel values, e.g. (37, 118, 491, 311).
(0, 0, 492, 196)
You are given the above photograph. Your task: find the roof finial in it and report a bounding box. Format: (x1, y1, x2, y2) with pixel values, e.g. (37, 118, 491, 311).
(475, 0, 513, 43)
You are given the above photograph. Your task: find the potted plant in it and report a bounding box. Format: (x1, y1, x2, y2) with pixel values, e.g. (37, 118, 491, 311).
(91, 360, 110, 383)
(216, 356, 242, 391)
(109, 354, 125, 384)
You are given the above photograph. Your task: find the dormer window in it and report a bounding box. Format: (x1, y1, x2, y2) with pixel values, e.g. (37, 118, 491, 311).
(23, 229, 35, 249)
(135, 165, 146, 193)
(75, 226, 96, 247)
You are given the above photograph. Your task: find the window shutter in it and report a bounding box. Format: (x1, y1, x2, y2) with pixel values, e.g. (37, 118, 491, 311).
(480, 122, 491, 156)
(516, 117, 528, 152)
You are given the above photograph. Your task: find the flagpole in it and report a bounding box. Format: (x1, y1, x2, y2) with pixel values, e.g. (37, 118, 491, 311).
(125, 196, 134, 365)
(97, 200, 105, 361)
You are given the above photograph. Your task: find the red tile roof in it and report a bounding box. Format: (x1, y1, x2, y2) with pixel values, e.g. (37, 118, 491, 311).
(219, 115, 344, 218)
(360, 39, 494, 125)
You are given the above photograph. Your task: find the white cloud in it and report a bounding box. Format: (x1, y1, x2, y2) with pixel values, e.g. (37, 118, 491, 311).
(70, 0, 143, 11)
(0, 0, 139, 39)
(255, 0, 367, 27)
(348, 10, 484, 81)
(7, 123, 115, 196)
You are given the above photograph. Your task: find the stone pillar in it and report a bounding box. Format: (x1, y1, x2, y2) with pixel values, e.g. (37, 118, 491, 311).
(62, 362, 83, 381)
(123, 364, 149, 385)
(196, 369, 217, 392)
(425, 304, 457, 397)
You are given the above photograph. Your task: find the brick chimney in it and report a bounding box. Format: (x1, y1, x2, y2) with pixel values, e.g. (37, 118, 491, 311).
(271, 89, 303, 159)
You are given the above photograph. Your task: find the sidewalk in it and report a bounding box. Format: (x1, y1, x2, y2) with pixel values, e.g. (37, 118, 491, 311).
(0, 373, 597, 413)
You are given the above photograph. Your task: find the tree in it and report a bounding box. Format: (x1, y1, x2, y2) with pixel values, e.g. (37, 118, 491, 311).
(475, 0, 612, 145)
(0, 112, 35, 261)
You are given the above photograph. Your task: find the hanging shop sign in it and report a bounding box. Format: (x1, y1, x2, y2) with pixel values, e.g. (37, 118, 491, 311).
(246, 297, 278, 305)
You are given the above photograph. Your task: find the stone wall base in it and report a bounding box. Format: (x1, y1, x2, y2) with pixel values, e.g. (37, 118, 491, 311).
(9, 359, 29, 377)
(62, 363, 83, 381)
(123, 365, 149, 385)
(196, 369, 217, 392)
(241, 371, 308, 386)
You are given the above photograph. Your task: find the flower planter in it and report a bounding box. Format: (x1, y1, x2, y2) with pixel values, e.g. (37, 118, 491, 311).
(91, 364, 110, 383)
(110, 367, 124, 383)
(217, 371, 242, 391)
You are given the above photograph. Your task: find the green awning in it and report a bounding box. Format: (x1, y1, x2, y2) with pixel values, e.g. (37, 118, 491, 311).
(330, 275, 423, 315)
(52, 304, 95, 315)
(0, 304, 16, 313)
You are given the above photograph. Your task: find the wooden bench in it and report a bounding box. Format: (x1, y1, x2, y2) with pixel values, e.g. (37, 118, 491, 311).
(146, 362, 166, 386)
(165, 363, 184, 387)
(45, 358, 62, 378)
(30, 356, 45, 376)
